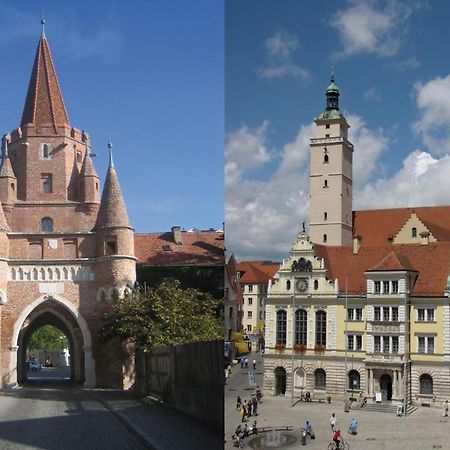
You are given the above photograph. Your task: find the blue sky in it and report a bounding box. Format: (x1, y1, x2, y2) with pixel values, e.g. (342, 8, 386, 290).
(0, 0, 223, 233)
(225, 0, 450, 260)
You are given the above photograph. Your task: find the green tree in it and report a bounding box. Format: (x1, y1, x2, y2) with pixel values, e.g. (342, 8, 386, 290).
(100, 281, 223, 350)
(28, 325, 69, 351)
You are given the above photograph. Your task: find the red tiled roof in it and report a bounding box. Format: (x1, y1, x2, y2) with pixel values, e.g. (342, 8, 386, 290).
(314, 242, 450, 296)
(21, 36, 69, 131)
(353, 206, 450, 246)
(237, 261, 280, 284)
(368, 252, 416, 272)
(135, 231, 224, 266)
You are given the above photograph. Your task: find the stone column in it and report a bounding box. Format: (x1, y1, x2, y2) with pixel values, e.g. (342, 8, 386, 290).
(392, 370, 397, 399)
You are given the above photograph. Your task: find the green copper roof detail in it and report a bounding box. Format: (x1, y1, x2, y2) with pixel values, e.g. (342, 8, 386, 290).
(315, 109, 344, 121)
(326, 81, 339, 93)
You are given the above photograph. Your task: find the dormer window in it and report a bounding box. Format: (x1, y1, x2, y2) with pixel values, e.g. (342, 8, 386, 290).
(412, 227, 417, 238)
(41, 143, 51, 159)
(41, 217, 53, 232)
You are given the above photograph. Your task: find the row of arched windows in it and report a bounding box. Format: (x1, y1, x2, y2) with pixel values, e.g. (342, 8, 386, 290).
(276, 309, 326, 347)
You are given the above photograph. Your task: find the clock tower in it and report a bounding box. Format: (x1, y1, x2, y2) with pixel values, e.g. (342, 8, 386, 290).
(309, 71, 353, 246)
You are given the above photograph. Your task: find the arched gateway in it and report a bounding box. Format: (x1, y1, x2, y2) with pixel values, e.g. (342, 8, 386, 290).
(0, 28, 135, 389)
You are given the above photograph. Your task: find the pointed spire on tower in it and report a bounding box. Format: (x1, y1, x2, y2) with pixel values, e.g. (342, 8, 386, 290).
(41, 12, 46, 39)
(96, 141, 130, 229)
(0, 135, 16, 179)
(21, 19, 70, 131)
(108, 139, 114, 169)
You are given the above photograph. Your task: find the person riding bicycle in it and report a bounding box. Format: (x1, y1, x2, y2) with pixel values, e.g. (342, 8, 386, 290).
(332, 429, 342, 448)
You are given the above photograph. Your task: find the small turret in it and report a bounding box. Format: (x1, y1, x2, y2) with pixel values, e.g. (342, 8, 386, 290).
(95, 141, 135, 294)
(0, 136, 17, 208)
(80, 137, 100, 204)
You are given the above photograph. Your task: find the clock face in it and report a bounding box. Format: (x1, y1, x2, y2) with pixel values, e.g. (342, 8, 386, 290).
(296, 279, 308, 293)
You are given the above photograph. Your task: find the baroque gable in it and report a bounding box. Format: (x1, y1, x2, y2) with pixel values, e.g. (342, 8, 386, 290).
(393, 212, 436, 244)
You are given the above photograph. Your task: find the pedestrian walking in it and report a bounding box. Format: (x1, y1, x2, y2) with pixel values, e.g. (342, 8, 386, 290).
(443, 400, 449, 417)
(256, 385, 262, 403)
(244, 357, 249, 368)
(330, 413, 337, 432)
(224, 367, 229, 384)
(240, 358, 244, 369)
(236, 395, 242, 411)
(253, 359, 256, 370)
(252, 397, 258, 416)
(247, 400, 253, 417)
(240, 403, 247, 422)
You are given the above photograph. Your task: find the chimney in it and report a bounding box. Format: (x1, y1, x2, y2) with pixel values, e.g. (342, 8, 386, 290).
(172, 226, 182, 245)
(352, 235, 361, 254)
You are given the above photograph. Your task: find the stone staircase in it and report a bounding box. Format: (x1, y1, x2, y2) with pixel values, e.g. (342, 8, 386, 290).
(351, 402, 417, 415)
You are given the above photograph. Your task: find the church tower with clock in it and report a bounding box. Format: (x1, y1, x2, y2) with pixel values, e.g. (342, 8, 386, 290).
(309, 72, 354, 246)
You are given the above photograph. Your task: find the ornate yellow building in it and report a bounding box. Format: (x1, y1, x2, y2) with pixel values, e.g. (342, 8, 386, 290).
(264, 75, 450, 409)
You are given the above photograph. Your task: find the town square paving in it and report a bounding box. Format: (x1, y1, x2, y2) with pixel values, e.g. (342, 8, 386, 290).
(225, 354, 449, 449)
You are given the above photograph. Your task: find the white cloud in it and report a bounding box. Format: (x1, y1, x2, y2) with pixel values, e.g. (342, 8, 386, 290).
(363, 87, 381, 101)
(355, 150, 450, 210)
(413, 75, 450, 154)
(330, 0, 418, 59)
(396, 57, 420, 70)
(258, 31, 309, 80)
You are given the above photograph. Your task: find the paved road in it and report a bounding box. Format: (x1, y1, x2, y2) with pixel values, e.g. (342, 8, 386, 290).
(0, 377, 147, 450)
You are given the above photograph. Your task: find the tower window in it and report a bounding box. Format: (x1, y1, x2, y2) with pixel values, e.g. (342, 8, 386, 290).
(10, 183, 15, 191)
(325, 134, 330, 138)
(40, 143, 51, 159)
(324, 179, 328, 188)
(323, 234, 327, 243)
(324, 212, 328, 220)
(77, 151, 82, 163)
(41, 217, 53, 232)
(323, 154, 329, 163)
(42, 173, 52, 193)
(105, 236, 117, 255)
(412, 227, 417, 238)
(325, 124, 330, 129)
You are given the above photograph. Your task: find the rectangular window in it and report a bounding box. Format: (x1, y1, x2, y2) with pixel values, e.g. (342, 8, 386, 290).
(41, 173, 53, 193)
(392, 307, 399, 322)
(347, 308, 354, 321)
(374, 281, 381, 293)
(418, 336, 425, 353)
(248, 285, 253, 292)
(374, 336, 381, 353)
(247, 311, 252, 319)
(105, 236, 117, 255)
(392, 336, 399, 353)
(392, 280, 399, 293)
(247, 324, 252, 332)
(383, 336, 390, 353)
(418, 309, 425, 321)
(347, 335, 354, 350)
(427, 309, 435, 322)
(428, 337, 434, 354)
(248, 298, 253, 305)
(383, 280, 390, 293)
(383, 307, 390, 321)
(374, 307, 381, 321)
(355, 308, 363, 321)
(355, 335, 362, 350)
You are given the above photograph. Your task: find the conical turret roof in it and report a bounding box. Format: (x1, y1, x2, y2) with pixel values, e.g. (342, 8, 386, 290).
(21, 34, 70, 131)
(0, 140, 16, 179)
(96, 149, 130, 229)
(80, 151, 98, 178)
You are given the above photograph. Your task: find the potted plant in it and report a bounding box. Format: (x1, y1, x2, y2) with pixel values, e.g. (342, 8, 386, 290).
(314, 344, 326, 353)
(275, 342, 286, 350)
(294, 343, 307, 353)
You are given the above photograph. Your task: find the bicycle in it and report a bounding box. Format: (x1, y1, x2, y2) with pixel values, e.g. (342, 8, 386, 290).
(327, 441, 349, 450)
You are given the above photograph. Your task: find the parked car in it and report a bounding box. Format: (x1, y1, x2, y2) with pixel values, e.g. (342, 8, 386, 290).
(26, 361, 42, 372)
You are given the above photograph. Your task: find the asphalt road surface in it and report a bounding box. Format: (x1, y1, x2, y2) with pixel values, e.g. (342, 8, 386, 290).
(0, 370, 146, 450)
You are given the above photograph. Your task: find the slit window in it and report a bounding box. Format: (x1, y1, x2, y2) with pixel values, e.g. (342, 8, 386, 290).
(105, 236, 117, 255)
(42, 173, 52, 193)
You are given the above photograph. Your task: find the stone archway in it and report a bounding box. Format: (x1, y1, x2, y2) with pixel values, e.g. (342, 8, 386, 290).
(380, 373, 393, 401)
(11, 295, 95, 388)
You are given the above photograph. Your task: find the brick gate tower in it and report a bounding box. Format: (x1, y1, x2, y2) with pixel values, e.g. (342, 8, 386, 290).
(0, 24, 136, 388)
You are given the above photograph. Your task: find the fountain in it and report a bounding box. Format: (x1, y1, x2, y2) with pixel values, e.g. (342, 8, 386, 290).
(263, 429, 287, 447)
(247, 427, 298, 449)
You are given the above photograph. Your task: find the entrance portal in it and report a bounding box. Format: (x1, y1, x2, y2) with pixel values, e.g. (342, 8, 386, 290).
(380, 374, 393, 401)
(274, 366, 286, 396)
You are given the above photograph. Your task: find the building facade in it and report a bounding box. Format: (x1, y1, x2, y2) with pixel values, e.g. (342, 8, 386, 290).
(264, 75, 450, 408)
(0, 28, 135, 388)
